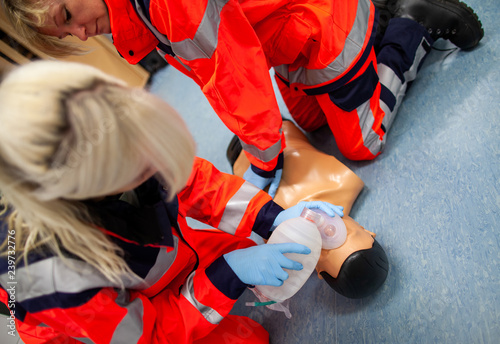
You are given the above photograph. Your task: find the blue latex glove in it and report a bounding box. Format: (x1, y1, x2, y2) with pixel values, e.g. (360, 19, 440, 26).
(243, 165, 282, 198)
(224, 243, 311, 286)
(267, 168, 282, 198)
(273, 201, 344, 229)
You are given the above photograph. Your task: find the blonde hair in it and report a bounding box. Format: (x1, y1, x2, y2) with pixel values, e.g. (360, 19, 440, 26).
(1, 0, 85, 56)
(0, 61, 196, 284)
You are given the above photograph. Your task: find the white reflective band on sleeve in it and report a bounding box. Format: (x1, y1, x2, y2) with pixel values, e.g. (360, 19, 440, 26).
(141, 236, 179, 287)
(275, 0, 371, 86)
(218, 181, 261, 235)
(110, 292, 145, 344)
(239, 136, 282, 163)
(72, 291, 145, 343)
(171, 0, 229, 60)
(0, 247, 181, 303)
(135, 0, 228, 61)
(0, 258, 119, 302)
(181, 272, 224, 325)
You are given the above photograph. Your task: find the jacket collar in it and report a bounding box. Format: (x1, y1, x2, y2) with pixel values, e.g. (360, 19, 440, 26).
(104, 0, 159, 64)
(84, 178, 176, 247)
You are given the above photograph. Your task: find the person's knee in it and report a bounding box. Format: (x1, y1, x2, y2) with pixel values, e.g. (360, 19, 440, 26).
(338, 138, 384, 161)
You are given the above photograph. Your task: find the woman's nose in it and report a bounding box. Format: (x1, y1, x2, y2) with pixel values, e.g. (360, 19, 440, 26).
(70, 26, 88, 41)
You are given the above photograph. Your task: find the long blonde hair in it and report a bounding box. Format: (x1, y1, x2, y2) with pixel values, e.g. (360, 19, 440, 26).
(1, 0, 85, 56)
(0, 61, 196, 285)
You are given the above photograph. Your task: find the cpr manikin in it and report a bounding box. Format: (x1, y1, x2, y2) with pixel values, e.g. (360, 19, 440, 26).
(228, 121, 388, 298)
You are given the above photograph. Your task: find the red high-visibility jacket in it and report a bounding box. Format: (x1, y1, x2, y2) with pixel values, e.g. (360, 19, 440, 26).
(104, 0, 374, 171)
(0, 158, 282, 343)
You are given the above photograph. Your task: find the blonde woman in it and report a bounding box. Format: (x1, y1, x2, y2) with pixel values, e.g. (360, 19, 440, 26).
(0, 61, 344, 343)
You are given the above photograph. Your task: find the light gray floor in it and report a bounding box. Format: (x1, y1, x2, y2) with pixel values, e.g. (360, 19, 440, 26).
(149, 0, 499, 343)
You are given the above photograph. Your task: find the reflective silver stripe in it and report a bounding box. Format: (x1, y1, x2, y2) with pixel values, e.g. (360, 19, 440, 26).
(134, 0, 172, 48)
(218, 181, 261, 234)
(378, 38, 429, 96)
(0, 245, 180, 303)
(135, 0, 195, 72)
(181, 272, 224, 325)
(378, 63, 404, 98)
(356, 101, 383, 156)
(378, 63, 407, 132)
(275, 0, 371, 86)
(140, 236, 179, 287)
(171, 0, 229, 60)
(239, 135, 282, 163)
(378, 37, 429, 132)
(74, 291, 145, 343)
(138, 0, 228, 63)
(158, 48, 193, 72)
(146, 0, 229, 61)
(380, 99, 397, 133)
(0, 258, 119, 302)
(404, 38, 429, 84)
(110, 291, 145, 344)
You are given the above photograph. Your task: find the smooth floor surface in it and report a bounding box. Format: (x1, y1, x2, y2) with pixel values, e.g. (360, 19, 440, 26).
(149, 0, 499, 343)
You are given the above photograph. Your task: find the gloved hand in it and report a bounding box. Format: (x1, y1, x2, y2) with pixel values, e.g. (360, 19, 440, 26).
(243, 165, 282, 198)
(224, 243, 311, 286)
(273, 201, 344, 229)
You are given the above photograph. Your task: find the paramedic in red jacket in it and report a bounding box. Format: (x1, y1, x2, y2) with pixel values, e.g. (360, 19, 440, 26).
(1, 0, 483, 194)
(0, 61, 344, 343)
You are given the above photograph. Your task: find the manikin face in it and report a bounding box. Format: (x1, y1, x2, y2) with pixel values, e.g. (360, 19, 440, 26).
(38, 0, 111, 40)
(315, 216, 376, 278)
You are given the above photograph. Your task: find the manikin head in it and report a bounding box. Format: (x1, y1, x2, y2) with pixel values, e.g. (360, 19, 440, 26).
(230, 120, 389, 298)
(316, 216, 388, 299)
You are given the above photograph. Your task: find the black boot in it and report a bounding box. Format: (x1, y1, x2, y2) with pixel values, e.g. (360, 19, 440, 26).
(391, 0, 484, 49)
(226, 135, 242, 171)
(373, 0, 395, 38)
